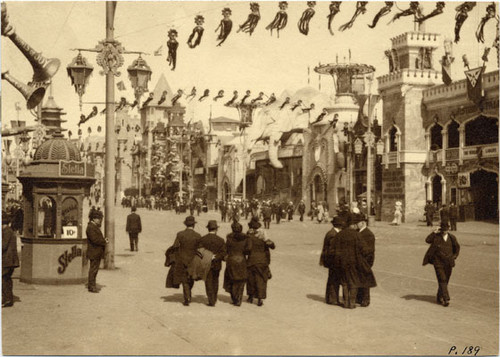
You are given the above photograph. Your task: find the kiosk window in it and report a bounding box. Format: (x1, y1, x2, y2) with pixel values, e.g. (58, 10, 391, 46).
(37, 196, 56, 238)
(62, 198, 78, 227)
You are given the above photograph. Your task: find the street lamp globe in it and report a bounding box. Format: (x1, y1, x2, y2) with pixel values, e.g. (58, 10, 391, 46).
(127, 55, 152, 104)
(66, 52, 94, 109)
(376, 139, 385, 156)
(354, 137, 363, 155)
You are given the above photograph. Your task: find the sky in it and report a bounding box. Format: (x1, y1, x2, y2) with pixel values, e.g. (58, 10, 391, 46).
(1, 1, 498, 140)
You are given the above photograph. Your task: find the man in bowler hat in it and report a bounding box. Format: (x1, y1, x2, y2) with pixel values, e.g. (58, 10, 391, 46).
(172, 216, 201, 306)
(423, 221, 460, 306)
(320, 216, 345, 305)
(86, 210, 108, 293)
(2, 211, 19, 307)
(199, 220, 226, 306)
(126, 206, 142, 251)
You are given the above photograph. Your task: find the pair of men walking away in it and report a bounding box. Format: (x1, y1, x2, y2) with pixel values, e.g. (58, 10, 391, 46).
(165, 216, 225, 306)
(320, 213, 376, 308)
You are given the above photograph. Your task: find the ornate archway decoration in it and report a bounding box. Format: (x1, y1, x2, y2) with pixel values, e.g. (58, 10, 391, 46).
(307, 164, 327, 186)
(460, 159, 499, 174)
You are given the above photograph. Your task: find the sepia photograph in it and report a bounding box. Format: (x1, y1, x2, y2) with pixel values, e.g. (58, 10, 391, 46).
(1, 0, 498, 355)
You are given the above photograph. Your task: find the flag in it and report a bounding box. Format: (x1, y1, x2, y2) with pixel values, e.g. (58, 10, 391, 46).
(154, 46, 163, 56)
(442, 64, 452, 86)
(117, 81, 126, 91)
(464, 66, 484, 106)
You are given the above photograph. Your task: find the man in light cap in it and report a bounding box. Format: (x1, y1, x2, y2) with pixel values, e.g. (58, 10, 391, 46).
(172, 216, 201, 306)
(320, 216, 345, 305)
(199, 220, 226, 306)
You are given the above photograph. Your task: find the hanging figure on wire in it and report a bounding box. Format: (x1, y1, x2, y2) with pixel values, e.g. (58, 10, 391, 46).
(225, 91, 238, 106)
(186, 87, 197, 101)
(298, 2, 316, 36)
(339, 1, 368, 32)
(240, 90, 251, 105)
(417, 2, 445, 24)
(454, 2, 476, 43)
(213, 90, 225, 101)
(199, 89, 210, 102)
(215, 8, 233, 46)
(475, 3, 497, 43)
(171, 89, 183, 106)
(368, 1, 393, 28)
(389, 2, 422, 24)
(251, 92, 265, 104)
(238, 2, 260, 36)
(280, 97, 290, 110)
(264, 93, 276, 106)
(187, 15, 205, 49)
(327, 1, 342, 35)
(266, 2, 288, 38)
(167, 29, 179, 70)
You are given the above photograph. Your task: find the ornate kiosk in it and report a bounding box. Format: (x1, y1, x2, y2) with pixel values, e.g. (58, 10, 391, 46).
(18, 132, 95, 284)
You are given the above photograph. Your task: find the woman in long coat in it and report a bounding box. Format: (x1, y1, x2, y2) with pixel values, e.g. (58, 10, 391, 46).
(223, 221, 251, 306)
(246, 218, 275, 306)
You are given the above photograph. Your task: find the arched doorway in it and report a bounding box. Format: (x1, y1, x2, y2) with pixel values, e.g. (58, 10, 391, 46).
(470, 170, 498, 221)
(310, 174, 326, 203)
(223, 181, 230, 202)
(432, 175, 442, 205)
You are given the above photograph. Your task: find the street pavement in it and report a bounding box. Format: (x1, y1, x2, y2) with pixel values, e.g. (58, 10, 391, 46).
(2, 207, 499, 355)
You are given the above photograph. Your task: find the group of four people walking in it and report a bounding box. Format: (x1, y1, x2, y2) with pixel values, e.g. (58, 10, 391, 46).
(165, 215, 275, 307)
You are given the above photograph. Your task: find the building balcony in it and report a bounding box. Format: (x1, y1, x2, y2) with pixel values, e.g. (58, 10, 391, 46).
(378, 68, 440, 91)
(391, 31, 441, 50)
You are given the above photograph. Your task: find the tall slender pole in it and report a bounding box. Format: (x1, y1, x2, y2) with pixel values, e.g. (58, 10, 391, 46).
(104, 1, 116, 269)
(366, 77, 373, 224)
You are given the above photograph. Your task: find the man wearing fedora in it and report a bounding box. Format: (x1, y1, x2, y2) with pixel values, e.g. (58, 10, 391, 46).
(320, 216, 345, 305)
(423, 221, 460, 307)
(86, 210, 108, 293)
(172, 216, 202, 306)
(355, 214, 377, 307)
(199, 220, 226, 306)
(2, 211, 19, 307)
(126, 206, 142, 252)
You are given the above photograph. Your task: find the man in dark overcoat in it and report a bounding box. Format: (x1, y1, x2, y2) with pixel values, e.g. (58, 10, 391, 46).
(439, 204, 450, 226)
(298, 200, 306, 221)
(355, 215, 377, 307)
(172, 216, 202, 306)
(199, 220, 226, 306)
(86, 210, 108, 293)
(423, 222, 460, 306)
(2, 211, 19, 307)
(126, 206, 142, 251)
(449, 202, 458, 231)
(332, 213, 361, 309)
(262, 203, 272, 229)
(320, 216, 344, 305)
(424, 200, 435, 227)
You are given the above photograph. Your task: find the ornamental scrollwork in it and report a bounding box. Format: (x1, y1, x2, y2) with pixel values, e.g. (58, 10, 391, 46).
(95, 40, 124, 76)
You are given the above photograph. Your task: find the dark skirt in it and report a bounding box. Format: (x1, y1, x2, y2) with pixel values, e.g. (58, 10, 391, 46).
(246, 265, 270, 299)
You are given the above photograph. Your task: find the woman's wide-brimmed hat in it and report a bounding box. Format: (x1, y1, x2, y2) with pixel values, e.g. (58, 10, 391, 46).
(248, 217, 261, 229)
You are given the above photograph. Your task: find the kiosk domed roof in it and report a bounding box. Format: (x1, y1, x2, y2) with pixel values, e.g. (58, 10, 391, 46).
(33, 132, 81, 163)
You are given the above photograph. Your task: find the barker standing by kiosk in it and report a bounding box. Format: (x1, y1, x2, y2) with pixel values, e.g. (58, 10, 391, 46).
(86, 210, 107, 293)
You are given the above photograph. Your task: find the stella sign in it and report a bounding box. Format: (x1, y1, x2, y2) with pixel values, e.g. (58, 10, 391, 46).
(59, 160, 86, 177)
